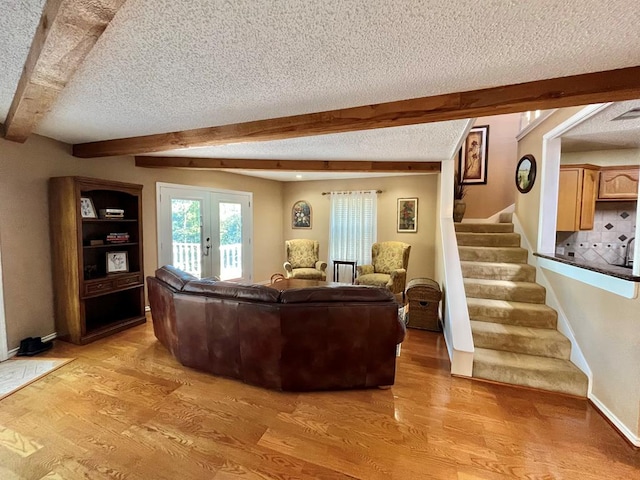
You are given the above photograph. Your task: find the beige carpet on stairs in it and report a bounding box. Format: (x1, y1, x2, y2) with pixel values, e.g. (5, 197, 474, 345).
(456, 221, 588, 397)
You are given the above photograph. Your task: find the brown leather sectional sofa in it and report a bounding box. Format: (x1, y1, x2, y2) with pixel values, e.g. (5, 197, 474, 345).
(148, 265, 406, 391)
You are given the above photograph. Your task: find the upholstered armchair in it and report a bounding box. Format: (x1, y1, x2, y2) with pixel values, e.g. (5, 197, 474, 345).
(284, 239, 327, 280)
(355, 241, 411, 298)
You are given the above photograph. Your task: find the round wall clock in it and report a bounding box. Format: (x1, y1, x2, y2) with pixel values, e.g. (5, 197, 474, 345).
(515, 154, 537, 194)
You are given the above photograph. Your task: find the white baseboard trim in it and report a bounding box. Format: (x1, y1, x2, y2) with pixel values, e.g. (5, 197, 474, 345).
(590, 394, 640, 447)
(7, 332, 58, 359)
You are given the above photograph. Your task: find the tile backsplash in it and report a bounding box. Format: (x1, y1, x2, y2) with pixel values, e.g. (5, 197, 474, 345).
(556, 201, 636, 267)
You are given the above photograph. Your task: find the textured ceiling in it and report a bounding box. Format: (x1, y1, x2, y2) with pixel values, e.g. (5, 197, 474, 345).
(562, 101, 640, 152)
(148, 121, 467, 161)
(2, 0, 640, 180)
(146, 121, 469, 180)
(0, 0, 46, 122)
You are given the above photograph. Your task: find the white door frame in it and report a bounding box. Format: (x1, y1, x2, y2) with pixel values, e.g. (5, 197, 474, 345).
(156, 182, 253, 281)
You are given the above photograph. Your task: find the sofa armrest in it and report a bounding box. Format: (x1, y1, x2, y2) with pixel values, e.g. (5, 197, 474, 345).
(284, 262, 293, 274)
(387, 269, 407, 294)
(315, 260, 328, 272)
(357, 264, 374, 276)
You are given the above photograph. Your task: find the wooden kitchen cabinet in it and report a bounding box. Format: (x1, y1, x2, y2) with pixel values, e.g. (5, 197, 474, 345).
(598, 166, 639, 200)
(556, 164, 600, 231)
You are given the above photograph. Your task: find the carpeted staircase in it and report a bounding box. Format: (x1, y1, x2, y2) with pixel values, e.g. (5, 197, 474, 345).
(455, 222, 588, 397)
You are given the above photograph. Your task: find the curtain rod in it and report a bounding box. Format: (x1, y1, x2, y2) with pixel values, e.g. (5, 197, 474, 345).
(321, 190, 382, 195)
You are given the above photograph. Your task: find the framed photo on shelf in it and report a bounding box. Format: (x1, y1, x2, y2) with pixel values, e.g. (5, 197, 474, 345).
(292, 200, 312, 229)
(80, 197, 97, 218)
(106, 251, 129, 273)
(459, 125, 489, 185)
(397, 198, 418, 233)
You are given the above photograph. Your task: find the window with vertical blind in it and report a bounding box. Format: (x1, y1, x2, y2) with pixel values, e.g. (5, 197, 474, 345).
(329, 191, 377, 282)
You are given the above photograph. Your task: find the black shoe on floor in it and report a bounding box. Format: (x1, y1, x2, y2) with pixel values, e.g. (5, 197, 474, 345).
(17, 337, 53, 356)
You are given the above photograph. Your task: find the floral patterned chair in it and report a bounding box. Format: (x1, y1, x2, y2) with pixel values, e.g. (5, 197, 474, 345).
(284, 239, 327, 280)
(355, 241, 411, 299)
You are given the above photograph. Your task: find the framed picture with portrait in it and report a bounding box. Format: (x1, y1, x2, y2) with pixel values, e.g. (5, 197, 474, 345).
(459, 125, 489, 185)
(292, 200, 312, 229)
(106, 251, 129, 273)
(397, 198, 418, 233)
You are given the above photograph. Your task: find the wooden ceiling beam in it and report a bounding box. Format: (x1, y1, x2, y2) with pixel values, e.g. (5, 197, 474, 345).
(134, 156, 441, 173)
(3, 0, 126, 143)
(75, 66, 640, 158)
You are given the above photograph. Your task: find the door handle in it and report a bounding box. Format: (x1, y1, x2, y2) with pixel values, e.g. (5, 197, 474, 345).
(203, 237, 211, 256)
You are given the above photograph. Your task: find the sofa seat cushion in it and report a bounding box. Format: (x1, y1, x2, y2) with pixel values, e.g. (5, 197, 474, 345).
(280, 285, 393, 303)
(289, 268, 325, 280)
(183, 280, 280, 303)
(356, 273, 390, 287)
(155, 265, 197, 291)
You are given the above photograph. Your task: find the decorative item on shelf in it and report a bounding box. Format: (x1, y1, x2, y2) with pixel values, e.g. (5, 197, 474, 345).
(89, 239, 104, 246)
(453, 172, 467, 223)
(106, 251, 129, 273)
(106, 232, 130, 243)
(80, 197, 97, 218)
(397, 198, 418, 232)
(459, 125, 489, 185)
(292, 200, 312, 229)
(516, 154, 537, 194)
(99, 208, 125, 219)
(83, 264, 98, 279)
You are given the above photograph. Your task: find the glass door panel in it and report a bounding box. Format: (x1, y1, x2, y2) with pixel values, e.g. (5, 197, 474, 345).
(218, 202, 242, 280)
(171, 198, 203, 278)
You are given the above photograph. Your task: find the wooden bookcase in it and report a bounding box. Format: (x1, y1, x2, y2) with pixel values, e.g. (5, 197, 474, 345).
(49, 176, 145, 345)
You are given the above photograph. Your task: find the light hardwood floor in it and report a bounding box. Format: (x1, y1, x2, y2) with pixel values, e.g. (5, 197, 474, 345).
(0, 317, 638, 479)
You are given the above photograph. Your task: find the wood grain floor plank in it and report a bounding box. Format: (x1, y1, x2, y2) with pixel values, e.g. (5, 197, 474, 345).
(0, 319, 637, 479)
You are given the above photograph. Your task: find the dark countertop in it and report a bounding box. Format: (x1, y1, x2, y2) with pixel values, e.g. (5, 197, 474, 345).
(534, 253, 640, 281)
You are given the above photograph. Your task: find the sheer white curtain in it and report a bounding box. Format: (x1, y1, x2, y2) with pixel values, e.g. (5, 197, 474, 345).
(329, 190, 377, 282)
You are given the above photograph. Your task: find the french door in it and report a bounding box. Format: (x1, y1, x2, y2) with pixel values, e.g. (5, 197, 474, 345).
(157, 183, 252, 281)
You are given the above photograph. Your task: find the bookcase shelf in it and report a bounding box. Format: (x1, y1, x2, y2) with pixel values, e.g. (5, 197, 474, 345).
(49, 176, 145, 345)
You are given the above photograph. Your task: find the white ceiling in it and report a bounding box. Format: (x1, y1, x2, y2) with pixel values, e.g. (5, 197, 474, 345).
(561, 101, 640, 152)
(2, 1, 640, 180)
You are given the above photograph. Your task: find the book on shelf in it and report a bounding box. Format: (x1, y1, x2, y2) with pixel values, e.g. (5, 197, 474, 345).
(99, 208, 125, 219)
(106, 232, 130, 243)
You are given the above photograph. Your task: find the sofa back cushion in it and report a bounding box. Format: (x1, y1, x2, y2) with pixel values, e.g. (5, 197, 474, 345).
(286, 239, 319, 269)
(183, 280, 280, 303)
(156, 265, 197, 291)
(280, 285, 394, 303)
(372, 241, 411, 274)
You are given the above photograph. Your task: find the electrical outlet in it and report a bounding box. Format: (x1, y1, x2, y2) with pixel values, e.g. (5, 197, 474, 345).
(556, 246, 565, 255)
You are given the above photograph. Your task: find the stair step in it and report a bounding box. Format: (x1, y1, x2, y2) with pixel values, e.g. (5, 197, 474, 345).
(464, 278, 546, 303)
(461, 261, 536, 282)
(471, 320, 570, 359)
(473, 347, 588, 397)
(456, 232, 521, 247)
(466, 297, 557, 328)
(458, 246, 528, 264)
(454, 223, 514, 233)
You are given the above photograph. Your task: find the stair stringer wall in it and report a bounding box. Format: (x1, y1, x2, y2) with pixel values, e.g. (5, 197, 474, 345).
(512, 213, 592, 389)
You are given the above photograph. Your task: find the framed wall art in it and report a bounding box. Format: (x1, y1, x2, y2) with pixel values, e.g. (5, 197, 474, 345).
(397, 198, 418, 233)
(292, 200, 312, 229)
(106, 251, 129, 273)
(515, 154, 537, 194)
(459, 125, 489, 185)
